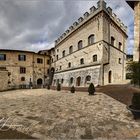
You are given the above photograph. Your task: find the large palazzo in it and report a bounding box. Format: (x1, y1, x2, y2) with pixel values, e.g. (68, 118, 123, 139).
(0, 0, 128, 91)
(46, 0, 128, 87)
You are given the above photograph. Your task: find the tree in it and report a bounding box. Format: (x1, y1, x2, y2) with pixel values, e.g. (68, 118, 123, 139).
(88, 83, 95, 95)
(70, 86, 75, 93)
(47, 84, 50, 90)
(127, 62, 140, 87)
(57, 83, 61, 91)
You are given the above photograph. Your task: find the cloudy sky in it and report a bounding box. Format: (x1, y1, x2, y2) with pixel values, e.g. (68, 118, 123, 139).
(0, 0, 134, 54)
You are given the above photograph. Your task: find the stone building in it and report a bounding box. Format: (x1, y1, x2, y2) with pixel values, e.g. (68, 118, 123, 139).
(0, 49, 50, 90)
(126, 1, 140, 62)
(48, 0, 128, 87)
(0, 68, 8, 91)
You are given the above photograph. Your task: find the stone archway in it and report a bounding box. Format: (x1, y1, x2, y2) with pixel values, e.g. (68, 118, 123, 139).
(37, 78, 43, 85)
(76, 77, 81, 86)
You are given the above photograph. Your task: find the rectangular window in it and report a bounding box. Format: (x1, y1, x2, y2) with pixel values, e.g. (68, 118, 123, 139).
(37, 58, 43, 64)
(20, 67, 26, 74)
(18, 55, 26, 61)
(0, 54, 6, 61)
(0, 67, 6, 70)
(56, 55, 58, 60)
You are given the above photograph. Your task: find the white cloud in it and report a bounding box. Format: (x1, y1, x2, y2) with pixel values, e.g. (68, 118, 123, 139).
(0, 0, 134, 54)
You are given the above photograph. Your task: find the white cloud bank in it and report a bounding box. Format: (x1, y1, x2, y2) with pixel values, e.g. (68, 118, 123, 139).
(0, 0, 134, 54)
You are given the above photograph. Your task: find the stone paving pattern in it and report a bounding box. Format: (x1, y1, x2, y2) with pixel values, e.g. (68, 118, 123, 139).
(0, 89, 140, 139)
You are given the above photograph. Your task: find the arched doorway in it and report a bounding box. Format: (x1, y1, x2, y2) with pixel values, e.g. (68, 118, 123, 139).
(85, 75, 91, 85)
(37, 78, 43, 85)
(69, 77, 74, 86)
(76, 77, 81, 86)
(108, 71, 112, 83)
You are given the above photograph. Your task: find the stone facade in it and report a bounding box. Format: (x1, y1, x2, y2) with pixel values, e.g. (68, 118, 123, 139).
(0, 49, 50, 90)
(0, 69, 8, 91)
(48, 0, 127, 87)
(126, 1, 140, 62)
(134, 2, 140, 62)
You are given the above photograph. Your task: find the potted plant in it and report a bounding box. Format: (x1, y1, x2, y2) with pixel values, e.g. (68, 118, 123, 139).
(47, 84, 50, 90)
(70, 86, 75, 93)
(57, 83, 61, 91)
(127, 92, 140, 119)
(88, 83, 95, 95)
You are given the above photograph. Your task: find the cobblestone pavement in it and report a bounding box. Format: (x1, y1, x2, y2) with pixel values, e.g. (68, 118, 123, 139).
(0, 89, 140, 140)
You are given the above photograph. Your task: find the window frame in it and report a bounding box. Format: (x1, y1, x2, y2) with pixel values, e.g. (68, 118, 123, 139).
(20, 67, 26, 74)
(0, 54, 6, 61)
(93, 55, 97, 62)
(88, 34, 95, 45)
(78, 40, 83, 50)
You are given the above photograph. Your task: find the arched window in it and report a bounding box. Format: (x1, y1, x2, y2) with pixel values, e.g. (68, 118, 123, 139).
(93, 55, 97, 62)
(111, 36, 115, 46)
(69, 46, 73, 54)
(21, 77, 25, 81)
(85, 75, 91, 84)
(78, 40, 83, 50)
(119, 42, 122, 50)
(118, 58, 121, 64)
(80, 58, 84, 64)
(62, 50, 65, 57)
(76, 77, 81, 86)
(88, 34, 95, 45)
(61, 79, 64, 84)
(68, 62, 71, 68)
(70, 77, 74, 85)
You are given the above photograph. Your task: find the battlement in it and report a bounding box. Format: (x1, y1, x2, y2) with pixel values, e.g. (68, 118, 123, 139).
(55, 0, 127, 46)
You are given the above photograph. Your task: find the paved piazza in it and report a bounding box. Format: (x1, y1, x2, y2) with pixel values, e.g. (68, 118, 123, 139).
(0, 89, 140, 139)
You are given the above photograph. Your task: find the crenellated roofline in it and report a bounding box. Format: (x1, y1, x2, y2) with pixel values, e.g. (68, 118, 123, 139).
(55, 0, 127, 47)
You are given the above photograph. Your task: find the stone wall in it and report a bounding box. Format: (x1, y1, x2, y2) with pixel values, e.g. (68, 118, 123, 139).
(0, 50, 50, 88)
(0, 70, 8, 91)
(53, 65, 101, 87)
(133, 2, 140, 62)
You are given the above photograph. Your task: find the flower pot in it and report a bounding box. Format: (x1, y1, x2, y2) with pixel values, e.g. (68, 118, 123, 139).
(127, 105, 140, 119)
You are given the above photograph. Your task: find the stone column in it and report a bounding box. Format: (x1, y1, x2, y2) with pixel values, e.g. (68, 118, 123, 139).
(133, 2, 140, 62)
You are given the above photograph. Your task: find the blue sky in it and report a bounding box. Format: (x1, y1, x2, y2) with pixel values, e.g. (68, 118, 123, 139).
(0, 0, 134, 54)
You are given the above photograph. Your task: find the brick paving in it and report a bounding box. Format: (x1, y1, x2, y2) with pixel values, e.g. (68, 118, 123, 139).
(0, 89, 140, 139)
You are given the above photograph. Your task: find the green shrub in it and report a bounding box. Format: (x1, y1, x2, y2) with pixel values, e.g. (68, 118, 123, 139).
(70, 86, 75, 93)
(132, 92, 140, 110)
(47, 85, 50, 90)
(88, 83, 95, 95)
(57, 83, 61, 91)
(127, 62, 140, 86)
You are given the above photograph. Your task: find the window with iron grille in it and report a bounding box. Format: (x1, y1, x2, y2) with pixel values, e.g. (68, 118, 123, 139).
(20, 67, 26, 74)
